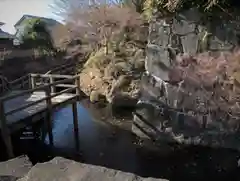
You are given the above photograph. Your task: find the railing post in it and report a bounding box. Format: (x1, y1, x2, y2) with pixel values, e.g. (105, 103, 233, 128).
(49, 76, 55, 93)
(0, 84, 2, 94)
(72, 101, 79, 151)
(0, 76, 6, 93)
(75, 76, 81, 100)
(45, 86, 54, 146)
(30, 74, 35, 89)
(21, 76, 25, 89)
(0, 100, 14, 158)
(28, 74, 31, 89)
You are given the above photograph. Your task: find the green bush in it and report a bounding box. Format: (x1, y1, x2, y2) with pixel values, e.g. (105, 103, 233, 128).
(21, 18, 54, 51)
(143, 0, 230, 20)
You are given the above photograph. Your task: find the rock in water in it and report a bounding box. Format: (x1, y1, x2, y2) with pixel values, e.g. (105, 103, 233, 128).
(110, 93, 138, 110)
(90, 90, 106, 103)
(79, 44, 144, 105)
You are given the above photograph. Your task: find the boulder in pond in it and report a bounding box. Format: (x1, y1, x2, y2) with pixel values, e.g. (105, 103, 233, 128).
(79, 45, 144, 107)
(89, 90, 106, 103)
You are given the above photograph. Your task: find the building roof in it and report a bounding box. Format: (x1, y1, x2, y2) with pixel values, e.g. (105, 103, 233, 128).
(14, 14, 60, 27)
(0, 29, 15, 39)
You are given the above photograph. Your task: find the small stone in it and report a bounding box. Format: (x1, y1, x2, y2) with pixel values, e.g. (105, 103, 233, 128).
(165, 127, 172, 133)
(89, 91, 106, 103)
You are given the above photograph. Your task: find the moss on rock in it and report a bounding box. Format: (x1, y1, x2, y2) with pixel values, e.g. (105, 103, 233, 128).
(79, 40, 145, 106)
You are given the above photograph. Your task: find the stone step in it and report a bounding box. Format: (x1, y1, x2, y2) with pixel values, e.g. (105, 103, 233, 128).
(0, 156, 169, 181)
(0, 155, 32, 181)
(17, 157, 168, 181)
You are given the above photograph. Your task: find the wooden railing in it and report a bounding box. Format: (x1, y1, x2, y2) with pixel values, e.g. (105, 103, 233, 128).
(0, 74, 80, 102)
(0, 73, 81, 158)
(0, 75, 10, 93)
(0, 60, 79, 95)
(0, 74, 30, 95)
(44, 62, 77, 75)
(9, 74, 30, 90)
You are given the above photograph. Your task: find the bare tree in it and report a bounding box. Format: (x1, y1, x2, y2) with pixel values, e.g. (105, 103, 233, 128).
(50, 0, 106, 19)
(65, 2, 143, 54)
(169, 50, 240, 126)
(51, 23, 70, 49)
(50, 0, 91, 20)
(50, 0, 70, 19)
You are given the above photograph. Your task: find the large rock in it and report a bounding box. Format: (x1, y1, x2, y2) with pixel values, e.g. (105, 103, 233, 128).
(18, 157, 168, 181)
(0, 155, 32, 181)
(79, 47, 144, 108)
(133, 8, 240, 150)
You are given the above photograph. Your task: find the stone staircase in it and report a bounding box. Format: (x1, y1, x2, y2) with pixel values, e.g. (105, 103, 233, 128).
(0, 156, 168, 181)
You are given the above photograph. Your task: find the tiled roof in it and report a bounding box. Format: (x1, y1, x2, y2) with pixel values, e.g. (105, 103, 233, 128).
(14, 14, 60, 27)
(0, 29, 15, 39)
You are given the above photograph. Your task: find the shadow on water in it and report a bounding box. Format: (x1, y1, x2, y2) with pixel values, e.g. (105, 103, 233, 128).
(2, 99, 240, 181)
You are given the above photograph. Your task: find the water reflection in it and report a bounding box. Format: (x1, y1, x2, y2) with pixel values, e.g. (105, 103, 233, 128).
(44, 100, 141, 173)
(45, 102, 98, 149)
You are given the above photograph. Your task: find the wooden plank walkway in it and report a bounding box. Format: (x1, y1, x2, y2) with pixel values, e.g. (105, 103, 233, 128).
(0, 73, 81, 159)
(4, 91, 75, 127)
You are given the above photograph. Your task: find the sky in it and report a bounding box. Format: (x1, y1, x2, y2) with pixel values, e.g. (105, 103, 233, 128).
(0, 0, 63, 34)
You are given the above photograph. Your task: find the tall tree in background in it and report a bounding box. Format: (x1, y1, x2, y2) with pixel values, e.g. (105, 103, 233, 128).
(21, 18, 53, 50)
(50, 0, 145, 19)
(50, 0, 99, 20)
(50, 0, 73, 20)
(120, 0, 145, 13)
(50, 0, 143, 54)
(68, 3, 143, 54)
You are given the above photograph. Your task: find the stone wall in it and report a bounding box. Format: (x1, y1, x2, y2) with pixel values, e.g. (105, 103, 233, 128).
(132, 8, 240, 150)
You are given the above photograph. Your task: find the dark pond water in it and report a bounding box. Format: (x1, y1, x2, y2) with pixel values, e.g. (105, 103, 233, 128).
(1, 99, 240, 181)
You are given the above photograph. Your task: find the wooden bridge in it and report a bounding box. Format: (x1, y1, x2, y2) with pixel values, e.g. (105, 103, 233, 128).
(0, 72, 82, 159)
(0, 61, 79, 95)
